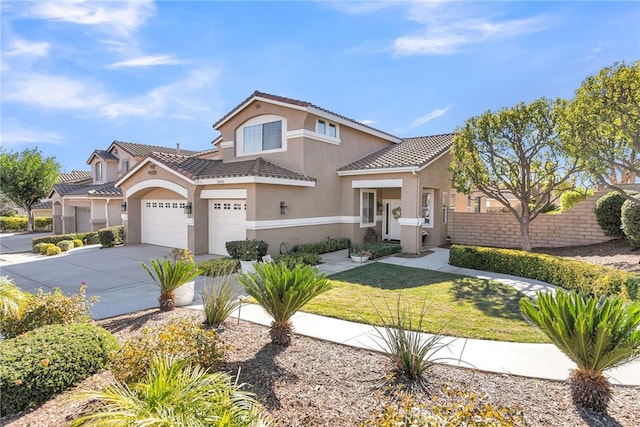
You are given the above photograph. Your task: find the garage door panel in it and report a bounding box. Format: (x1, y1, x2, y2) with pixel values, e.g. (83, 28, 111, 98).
(210, 200, 246, 255)
(142, 200, 188, 249)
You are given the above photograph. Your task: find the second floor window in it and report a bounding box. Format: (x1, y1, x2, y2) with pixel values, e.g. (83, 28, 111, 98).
(243, 120, 282, 153)
(121, 160, 129, 174)
(316, 119, 338, 138)
(95, 162, 103, 180)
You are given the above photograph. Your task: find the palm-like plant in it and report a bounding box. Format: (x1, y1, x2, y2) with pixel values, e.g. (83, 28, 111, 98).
(0, 276, 32, 321)
(202, 275, 241, 328)
(520, 289, 640, 413)
(140, 258, 201, 311)
(71, 355, 271, 426)
(237, 262, 331, 345)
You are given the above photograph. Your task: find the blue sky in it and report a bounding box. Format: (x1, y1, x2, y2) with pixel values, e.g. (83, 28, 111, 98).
(2, 1, 638, 173)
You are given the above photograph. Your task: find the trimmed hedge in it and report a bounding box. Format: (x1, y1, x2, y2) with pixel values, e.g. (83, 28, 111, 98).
(197, 258, 240, 277)
(449, 245, 640, 300)
(225, 239, 268, 261)
(351, 242, 402, 260)
(32, 232, 97, 248)
(0, 322, 119, 416)
(273, 253, 321, 268)
(97, 225, 125, 248)
(621, 198, 640, 249)
(0, 216, 52, 232)
(292, 238, 351, 254)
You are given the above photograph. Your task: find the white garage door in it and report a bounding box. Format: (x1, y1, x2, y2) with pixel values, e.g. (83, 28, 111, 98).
(142, 199, 188, 249)
(209, 200, 246, 255)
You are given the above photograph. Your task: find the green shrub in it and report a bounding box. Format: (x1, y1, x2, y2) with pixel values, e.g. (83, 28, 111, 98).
(72, 239, 84, 248)
(0, 216, 26, 232)
(352, 242, 402, 260)
(0, 322, 119, 416)
(449, 245, 640, 300)
(273, 252, 321, 268)
(202, 276, 241, 328)
(561, 188, 593, 211)
(46, 246, 61, 256)
(34, 217, 53, 231)
(32, 233, 78, 248)
(0, 276, 33, 321)
(621, 197, 640, 249)
(292, 237, 351, 254)
(56, 240, 75, 252)
(84, 232, 100, 245)
(594, 191, 627, 237)
(39, 243, 55, 254)
(32, 243, 44, 254)
(197, 258, 239, 276)
(110, 317, 225, 384)
(98, 225, 124, 248)
(225, 239, 268, 261)
(0, 285, 98, 338)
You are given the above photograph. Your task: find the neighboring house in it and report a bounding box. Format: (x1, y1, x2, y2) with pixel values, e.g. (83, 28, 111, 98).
(116, 91, 453, 256)
(48, 142, 199, 235)
(32, 170, 93, 218)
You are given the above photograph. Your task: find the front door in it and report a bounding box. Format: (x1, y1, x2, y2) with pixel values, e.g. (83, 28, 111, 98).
(383, 199, 401, 240)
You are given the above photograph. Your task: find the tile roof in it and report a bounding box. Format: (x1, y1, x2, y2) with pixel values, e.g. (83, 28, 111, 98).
(33, 200, 52, 209)
(91, 150, 119, 161)
(338, 133, 453, 172)
(113, 141, 200, 157)
(212, 90, 400, 141)
(52, 182, 122, 197)
(148, 152, 316, 182)
(59, 170, 92, 183)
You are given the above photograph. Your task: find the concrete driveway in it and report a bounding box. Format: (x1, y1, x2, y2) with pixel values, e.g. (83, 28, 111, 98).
(0, 242, 219, 320)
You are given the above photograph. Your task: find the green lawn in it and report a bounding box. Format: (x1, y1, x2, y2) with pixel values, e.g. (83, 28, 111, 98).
(302, 263, 548, 343)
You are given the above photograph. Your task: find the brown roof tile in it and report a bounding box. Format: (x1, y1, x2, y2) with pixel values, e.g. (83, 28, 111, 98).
(212, 90, 399, 141)
(338, 133, 453, 172)
(59, 170, 92, 184)
(52, 182, 122, 197)
(113, 141, 200, 157)
(148, 152, 315, 182)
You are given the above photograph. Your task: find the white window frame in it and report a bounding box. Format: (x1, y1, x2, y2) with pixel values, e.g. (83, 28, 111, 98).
(422, 189, 434, 228)
(236, 114, 287, 157)
(360, 189, 376, 228)
(95, 162, 103, 181)
(316, 118, 339, 139)
(442, 191, 448, 224)
(121, 159, 129, 174)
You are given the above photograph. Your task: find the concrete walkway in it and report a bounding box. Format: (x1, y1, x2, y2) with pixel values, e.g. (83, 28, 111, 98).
(191, 247, 639, 386)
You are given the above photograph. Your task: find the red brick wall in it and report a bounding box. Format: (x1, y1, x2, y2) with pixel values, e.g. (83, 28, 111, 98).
(448, 191, 612, 249)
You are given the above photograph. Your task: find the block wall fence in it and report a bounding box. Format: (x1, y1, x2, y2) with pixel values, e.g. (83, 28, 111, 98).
(447, 191, 615, 249)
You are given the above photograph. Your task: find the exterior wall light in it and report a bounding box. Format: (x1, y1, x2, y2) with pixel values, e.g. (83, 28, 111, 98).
(120, 202, 127, 212)
(280, 201, 288, 215)
(184, 202, 193, 214)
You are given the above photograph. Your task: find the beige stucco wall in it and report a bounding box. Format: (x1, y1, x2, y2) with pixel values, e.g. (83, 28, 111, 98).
(448, 191, 612, 249)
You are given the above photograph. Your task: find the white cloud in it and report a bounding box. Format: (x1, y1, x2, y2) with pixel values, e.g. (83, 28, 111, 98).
(392, 2, 549, 56)
(410, 106, 450, 128)
(108, 55, 184, 68)
(22, 0, 155, 37)
(324, 1, 399, 15)
(4, 38, 51, 57)
(1, 119, 64, 147)
(3, 66, 221, 121)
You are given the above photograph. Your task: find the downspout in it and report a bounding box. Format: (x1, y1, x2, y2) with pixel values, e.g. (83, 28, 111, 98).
(105, 198, 111, 228)
(412, 167, 420, 254)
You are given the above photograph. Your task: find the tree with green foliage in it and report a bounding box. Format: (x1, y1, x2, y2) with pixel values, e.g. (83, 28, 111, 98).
(0, 148, 60, 232)
(450, 98, 583, 251)
(238, 263, 331, 346)
(562, 61, 640, 203)
(520, 290, 640, 413)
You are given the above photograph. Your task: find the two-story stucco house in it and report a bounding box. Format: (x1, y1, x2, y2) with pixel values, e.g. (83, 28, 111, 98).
(116, 91, 453, 256)
(48, 141, 202, 235)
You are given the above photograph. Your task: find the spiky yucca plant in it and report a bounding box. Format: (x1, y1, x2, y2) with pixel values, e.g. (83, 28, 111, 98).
(140, 258, 201, 311)
(202, 275, 241, 328)
(520, 289, 640, 413)
(238, 262, 331, 345)
(71, 355, 271, 426)
(0, 276, 32, 321)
